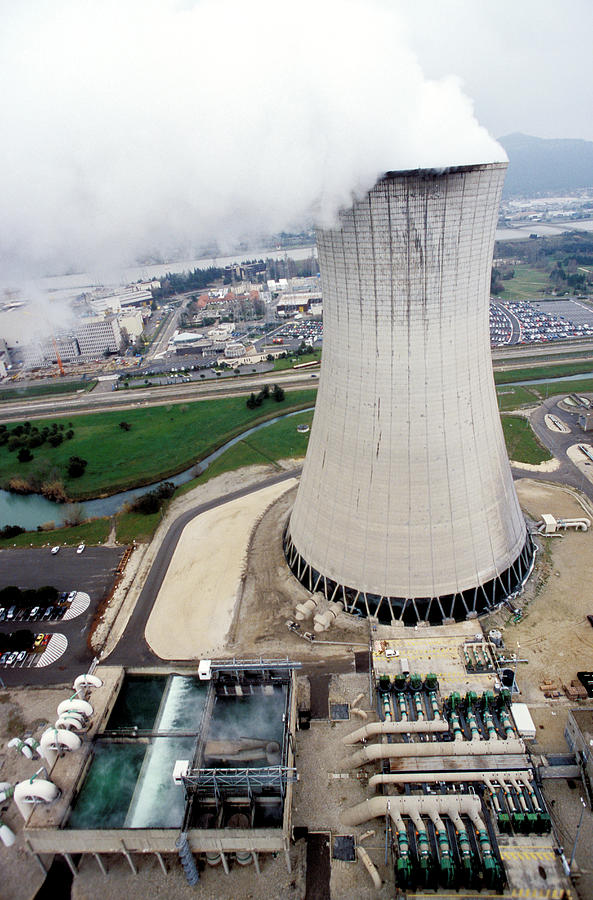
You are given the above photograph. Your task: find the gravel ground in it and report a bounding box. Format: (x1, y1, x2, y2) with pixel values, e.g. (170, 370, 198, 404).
(0, 684, 71, 900)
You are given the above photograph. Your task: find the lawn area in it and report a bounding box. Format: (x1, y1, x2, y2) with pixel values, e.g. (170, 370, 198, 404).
(115, 510, 163, 544)
(499, 263, 550, 300)
(494, 361, 593, 384)
(0, 518, 110, 548)
(501, 415, 552, 465)
(174, 410, 314, 498)
(0, 390, 317, 501)
(273, 351, 321, 371)
(0, 380, 96, 402)
(496, 385, 541, 410)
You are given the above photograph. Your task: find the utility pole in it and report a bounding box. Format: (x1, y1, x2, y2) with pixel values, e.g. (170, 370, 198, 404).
(569, 796, 587, 871)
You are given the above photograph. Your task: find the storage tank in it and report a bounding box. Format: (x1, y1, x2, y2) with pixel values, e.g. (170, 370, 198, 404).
(284, 164, 534, 624)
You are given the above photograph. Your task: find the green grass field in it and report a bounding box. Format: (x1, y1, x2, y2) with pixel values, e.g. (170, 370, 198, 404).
(496, 384, 541, 410)
(0, 518, 110, 549)
(273, 351, 321, 371)
(499, 264, 550, 300)
(494, 361, 593, 384)
(0, 380, 96, 402)
(0, 390, 317, 501)
(501, 415, 552, 464)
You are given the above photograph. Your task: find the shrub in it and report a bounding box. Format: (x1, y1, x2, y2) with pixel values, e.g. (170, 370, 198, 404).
(130, 481, 175, 515)
(67, 456, 88, 478)
(17, 447, 33, 463)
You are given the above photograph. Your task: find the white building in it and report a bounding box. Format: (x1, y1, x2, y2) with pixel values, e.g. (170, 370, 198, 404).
(224, 341, 246, 358)
(76, 316, 122, 358)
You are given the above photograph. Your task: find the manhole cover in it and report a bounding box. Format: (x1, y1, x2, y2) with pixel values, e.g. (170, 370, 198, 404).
(330, 703, 349, 721)
(333, 835, 355, 861)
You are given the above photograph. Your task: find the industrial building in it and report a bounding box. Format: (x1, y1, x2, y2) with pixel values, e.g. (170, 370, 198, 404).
(285, 164, 534, 625)
(21, 661, 297, 883)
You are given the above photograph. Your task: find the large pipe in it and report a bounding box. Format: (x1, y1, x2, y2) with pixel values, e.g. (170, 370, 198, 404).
(73, 673, 103, 691)
(39, 728, 82, 767)
(343, 720, 449, 745)
(57, 698, 93, 718)
(344, 737, 525, 768)
(342, 793, 484, 828)
(356, 845, 382, 890)
(13, 776, 60, 821)
(368, 769, 533, 790)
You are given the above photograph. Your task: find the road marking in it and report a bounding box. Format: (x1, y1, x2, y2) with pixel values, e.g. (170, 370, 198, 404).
(36, 633, 68, 667)
(63, 592, 90, 620)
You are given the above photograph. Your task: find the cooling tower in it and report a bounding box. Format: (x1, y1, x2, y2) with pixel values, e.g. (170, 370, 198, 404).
(284, 163, 534, 624)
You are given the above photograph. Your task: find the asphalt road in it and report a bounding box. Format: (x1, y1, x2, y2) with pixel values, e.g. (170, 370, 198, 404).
(109, 467, 302, 667)
(512, 397, 593, 504)
(0, 371, 318, 422)
(0, 546, 124, 686)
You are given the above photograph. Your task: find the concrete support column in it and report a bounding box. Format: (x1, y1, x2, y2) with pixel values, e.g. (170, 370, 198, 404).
(220, 851, 230, 875)
(253, 851, 261, 875)
(155, 852, 167, 875)
(25, 840, 47, 876)
(93, 852, 108, 876)
(284, 845, 292, 873)
(121, 843, 137, 875)
(63, 853, 78, 877)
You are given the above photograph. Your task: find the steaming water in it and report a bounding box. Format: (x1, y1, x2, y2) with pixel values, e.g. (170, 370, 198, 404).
(68, 674, 285, 829)
(0, 407, 313, 529)
(124, 676, 207, 828)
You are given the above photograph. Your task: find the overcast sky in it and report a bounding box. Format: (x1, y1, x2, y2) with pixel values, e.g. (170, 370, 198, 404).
(0, 0, 591, 286)
(400, 0, 593, 142)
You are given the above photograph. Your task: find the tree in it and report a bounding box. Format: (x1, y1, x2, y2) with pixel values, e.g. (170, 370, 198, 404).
(272, 384, 285, 402)
(119, 421, 132, 431)
(67, 456, 88, 478)
(17, 447, 33, 463)
(48, 433, 63, 447)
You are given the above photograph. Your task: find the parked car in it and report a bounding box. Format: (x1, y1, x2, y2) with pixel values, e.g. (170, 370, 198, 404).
(59, 591, 68, 603)
(5, 652, 17, 666)
(54, 607, 66, 620)
(6, 606, 16, 621)
(77, 543, 85, 554)
(42, 607, 54, 621)
(0, 608, 5, 622)
(34, 633, 45, 650)
(41, 634, 51, 647)
(67, 591, 77, 603)
(29, 606, 40, 620)
(0, 652, 10, 665)
(51, 546, 60, 555)
(16, 650, 27, 664)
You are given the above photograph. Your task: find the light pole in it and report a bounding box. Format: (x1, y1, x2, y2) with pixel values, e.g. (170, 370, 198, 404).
(569, 796, 587, 871)
(513, 643, 521, 694)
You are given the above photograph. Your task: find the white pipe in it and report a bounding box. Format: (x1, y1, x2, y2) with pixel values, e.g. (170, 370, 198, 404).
(7, 737, 33, 759)
(0, 820, 16, 847)
(342, 793, 483, 828)
(295, 598, 318, 621)
(367, 769, 531, 790)
(0, 782, 14, 803)
(344, 737, 525, 768)
(24, 737, 43, 758)
(73, 673, 102, 690)
(40, 728, 82, 767)
(13, 777, 60, 821)
(357, 845, 382, 889)
(352, 692, 365, 708)
(55, 713, 86, 732)
(343, 719, 449, 744)
(350, 708, 368, 720)
(57, 698, 93, 718)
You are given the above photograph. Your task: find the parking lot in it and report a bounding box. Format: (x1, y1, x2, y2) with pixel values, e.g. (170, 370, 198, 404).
(0, 546, 124, 685)
(492, 299, 593, 346)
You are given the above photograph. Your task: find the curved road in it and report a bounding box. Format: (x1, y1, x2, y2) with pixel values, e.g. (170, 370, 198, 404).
(108, 467, 302, 667)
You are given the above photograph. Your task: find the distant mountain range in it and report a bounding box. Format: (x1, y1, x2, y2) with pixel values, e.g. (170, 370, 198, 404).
(499, 133, 593, 196)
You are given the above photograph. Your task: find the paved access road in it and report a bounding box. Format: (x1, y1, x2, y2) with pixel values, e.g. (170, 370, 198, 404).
(0, 546, 124, 686)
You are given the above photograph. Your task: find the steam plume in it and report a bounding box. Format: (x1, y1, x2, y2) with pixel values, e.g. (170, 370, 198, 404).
(0, 0, 505, 284)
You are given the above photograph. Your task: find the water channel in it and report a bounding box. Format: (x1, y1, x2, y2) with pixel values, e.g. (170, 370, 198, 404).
(0, 408, 313, 530)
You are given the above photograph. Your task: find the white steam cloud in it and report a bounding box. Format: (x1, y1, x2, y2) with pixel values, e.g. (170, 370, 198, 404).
(0, 0, 505, 283)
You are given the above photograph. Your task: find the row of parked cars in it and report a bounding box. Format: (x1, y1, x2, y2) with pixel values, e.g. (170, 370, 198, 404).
(0, 591, 75, 624)
(1, 635, 51, 667)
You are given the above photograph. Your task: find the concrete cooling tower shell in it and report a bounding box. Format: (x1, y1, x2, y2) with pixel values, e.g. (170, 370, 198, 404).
(284, 163, 534, 624)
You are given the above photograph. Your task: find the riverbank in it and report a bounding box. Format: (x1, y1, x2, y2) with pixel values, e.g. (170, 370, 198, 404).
(0, 391, 316, 506)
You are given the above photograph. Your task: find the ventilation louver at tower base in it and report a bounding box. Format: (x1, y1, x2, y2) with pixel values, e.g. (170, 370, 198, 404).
(285, 163, 535, 625)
